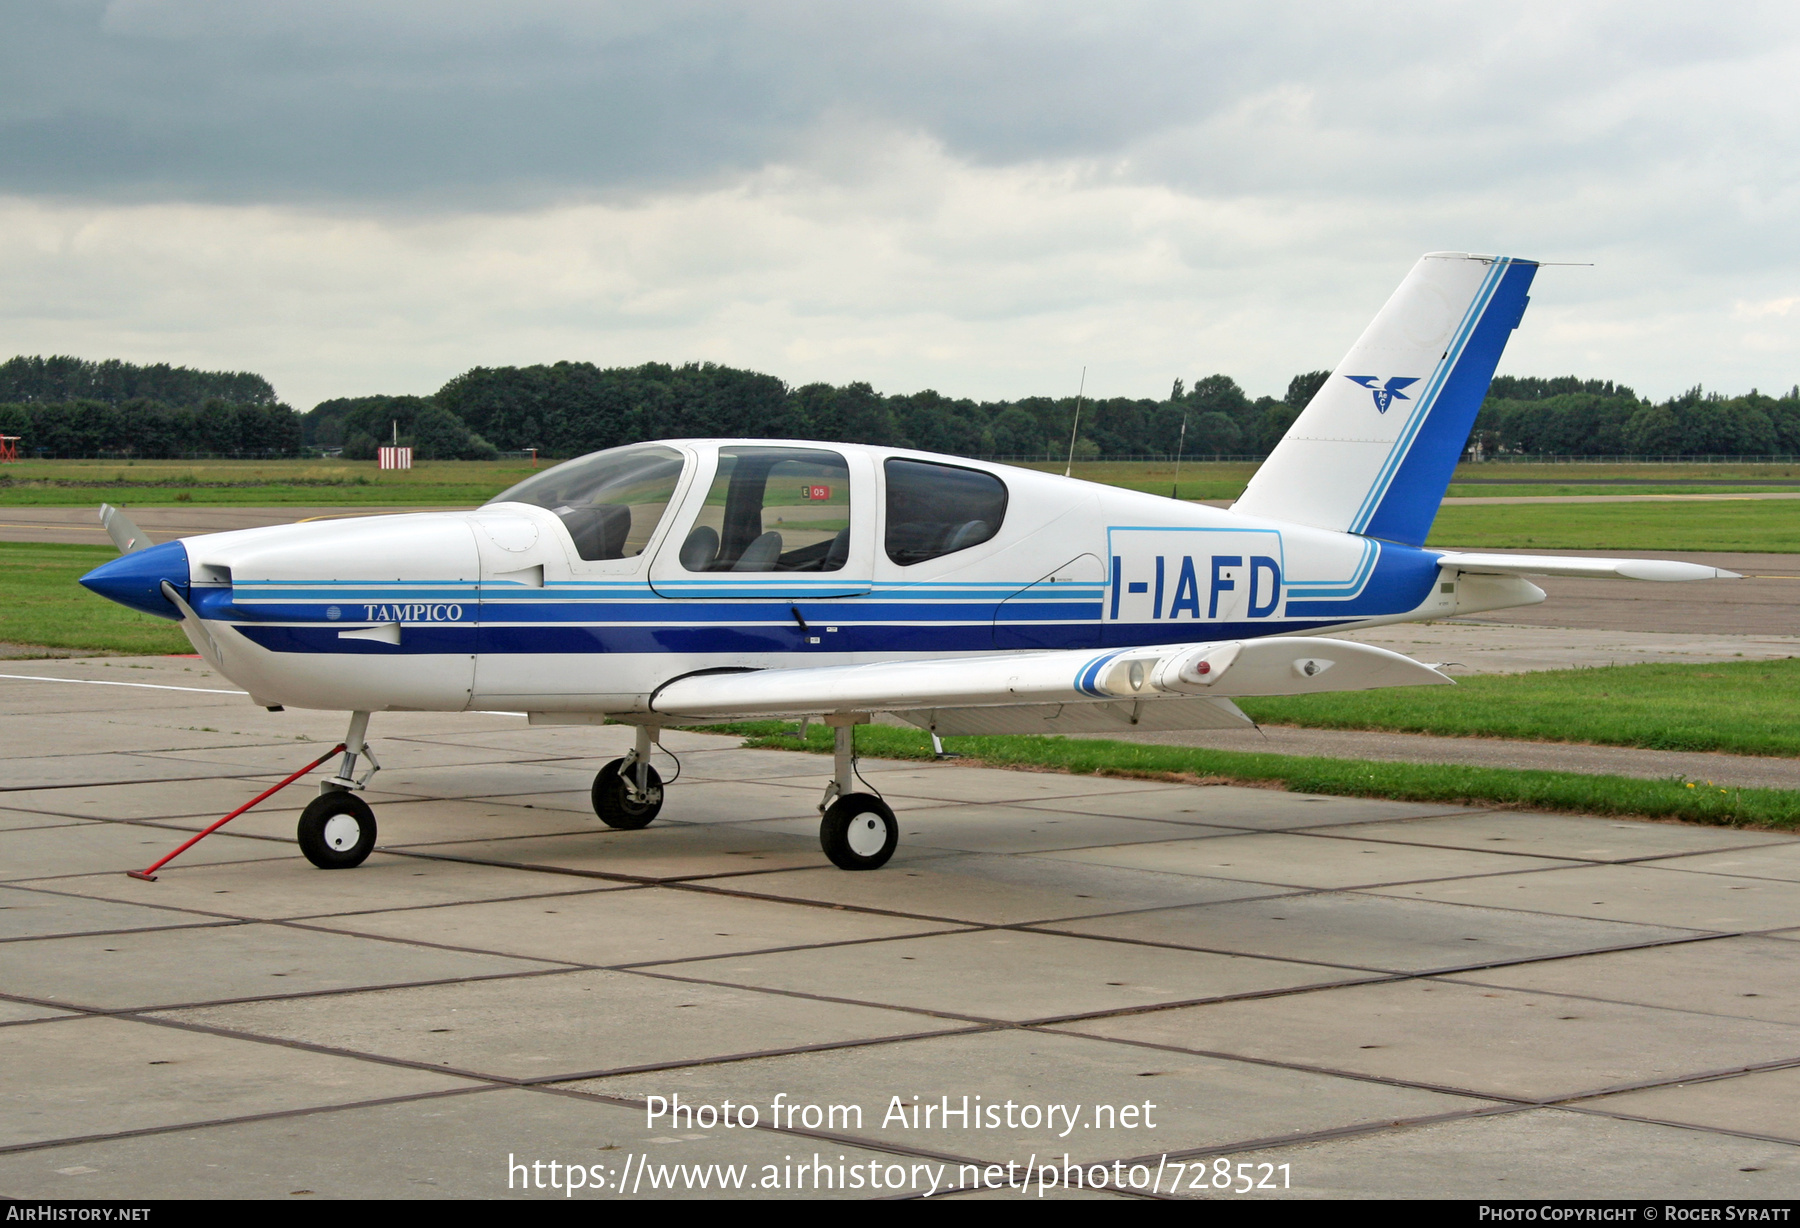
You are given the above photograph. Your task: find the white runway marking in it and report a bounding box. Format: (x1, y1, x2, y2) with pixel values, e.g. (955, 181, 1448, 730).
(0, 672, 246, 695)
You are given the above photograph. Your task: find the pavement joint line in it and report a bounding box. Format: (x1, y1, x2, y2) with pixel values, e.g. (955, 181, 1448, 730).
(1523, 1051, 1800, 1107)
(1041, 1023, 1800, 1116)
(0, 1084, 511, 1159)
(0, 962, 583, 1019)
(0, 770, 307, 794)
(1326, 883, 1755, 934)
(654, 872, 1316, 929)
(370, 845, 870, 887)
(0, 879, 647, 930)
(259, 882, 650, 924)
(276, 914, 978, 972)
(614, 956, 1410, 1032)
(1025, 855, 1604, 898)
(493, 1015, 1008, 1087)
(598, 924, 985, 972)
(1037, 1025, 1533, 1105)
(1273, 824, 1800, 866)
(1423, 967, 1800, 1030)
(85, 1009, 556, 1088)
(1591, 840, 1800, 868)
(617, 964, 1028, 1028)
(0, 919, 250, 945)
(1107, 1101, 1539, 1170)
(7, 856, 301, 885)
(1010, 918, 1730, 981)
(0, 879, 285, 919)
(1006, 974, 1406, 1029)
(1555, 1103, 1800, 1150)
(1619, 861, 1800, 887)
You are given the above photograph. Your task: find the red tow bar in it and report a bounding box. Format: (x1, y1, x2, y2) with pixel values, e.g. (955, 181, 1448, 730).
(126, 743, 347, 882)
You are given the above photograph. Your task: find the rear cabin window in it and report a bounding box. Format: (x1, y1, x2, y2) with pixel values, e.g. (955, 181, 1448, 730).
(678, 446, 852, 572)
(883, 459, 1007, 566)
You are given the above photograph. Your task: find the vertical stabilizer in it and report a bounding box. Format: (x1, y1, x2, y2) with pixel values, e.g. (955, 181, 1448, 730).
(1234, 253, 1537, 546)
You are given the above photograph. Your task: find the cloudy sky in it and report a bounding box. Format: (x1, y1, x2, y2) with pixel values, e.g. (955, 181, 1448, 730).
(3, 0, 1798, 409)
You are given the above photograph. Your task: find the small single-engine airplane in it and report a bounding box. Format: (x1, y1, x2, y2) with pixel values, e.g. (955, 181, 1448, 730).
(80, 253, 1737, 873)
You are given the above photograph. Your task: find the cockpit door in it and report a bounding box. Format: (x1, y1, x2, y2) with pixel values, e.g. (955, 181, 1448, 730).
(649, 445, 875, 601)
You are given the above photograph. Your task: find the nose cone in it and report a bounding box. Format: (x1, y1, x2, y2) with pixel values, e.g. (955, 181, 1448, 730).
(79, 540, 191, 620)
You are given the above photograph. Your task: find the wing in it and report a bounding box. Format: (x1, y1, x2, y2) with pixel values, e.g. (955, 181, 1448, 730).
(647, 635, 1450, 722)
(1434, 552, 1741, 581)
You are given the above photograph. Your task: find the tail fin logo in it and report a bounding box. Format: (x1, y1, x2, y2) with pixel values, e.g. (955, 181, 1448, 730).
(1346, 375, 1420, 414)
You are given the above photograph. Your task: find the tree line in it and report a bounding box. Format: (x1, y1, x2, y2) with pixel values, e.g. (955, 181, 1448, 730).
(1474, 377, 1800, 456)
(5, 354, 1800, 461)
(0, 355, 276, 407)
(312, 364, 1327, 461)
(0, 397, 300, 458)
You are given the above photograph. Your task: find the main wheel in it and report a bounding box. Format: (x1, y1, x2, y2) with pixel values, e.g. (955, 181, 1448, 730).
(820, 793, 898, 871)
(593, 758, 664, 829)
(297, 791, 377, 869)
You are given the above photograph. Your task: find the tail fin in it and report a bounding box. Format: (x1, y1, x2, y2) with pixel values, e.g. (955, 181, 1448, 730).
(1234, 252, 1537, 546)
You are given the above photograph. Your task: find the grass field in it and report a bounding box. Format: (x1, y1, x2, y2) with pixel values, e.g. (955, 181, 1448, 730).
(722, 721, 1800, 829)
(1238, 658, 1800, 757)
(0, 459, 536, 507)
(0, 543, 190, 654)
(1426, 498, 1800, 551)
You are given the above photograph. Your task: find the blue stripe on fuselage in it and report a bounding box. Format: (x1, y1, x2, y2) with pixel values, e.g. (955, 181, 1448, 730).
(206, 543, 1442, 656)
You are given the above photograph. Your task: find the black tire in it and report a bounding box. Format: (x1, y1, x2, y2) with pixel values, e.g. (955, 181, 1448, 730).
(297, 791, 377, 869)
(819, 793, 898, 870)
(593, 758, 664, 829)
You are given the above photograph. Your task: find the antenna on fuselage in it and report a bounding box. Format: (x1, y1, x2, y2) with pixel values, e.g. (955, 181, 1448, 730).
(1063, 367, 1086, 478)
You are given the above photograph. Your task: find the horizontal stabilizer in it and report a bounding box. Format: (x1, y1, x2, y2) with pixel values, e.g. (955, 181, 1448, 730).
(1435, 553, 1741, 582)
(648, 636, 1450, 720)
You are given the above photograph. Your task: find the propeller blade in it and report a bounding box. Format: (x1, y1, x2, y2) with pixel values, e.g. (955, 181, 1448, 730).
(99, 503, 154, 555)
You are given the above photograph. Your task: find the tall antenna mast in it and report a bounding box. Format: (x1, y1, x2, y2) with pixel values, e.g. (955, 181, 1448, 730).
(1063, 367, 1086, 478)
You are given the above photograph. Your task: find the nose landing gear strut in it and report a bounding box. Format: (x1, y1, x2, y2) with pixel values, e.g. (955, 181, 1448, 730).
(296, 710, 383, 869)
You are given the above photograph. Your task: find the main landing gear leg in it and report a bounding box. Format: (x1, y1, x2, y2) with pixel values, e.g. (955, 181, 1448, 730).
(297, 710, 381, 869)
(817, 714, 897, 871)
(593, 724, 664, 829)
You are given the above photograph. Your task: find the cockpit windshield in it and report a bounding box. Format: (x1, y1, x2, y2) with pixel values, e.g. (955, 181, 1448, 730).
(487, 444, 686, 561)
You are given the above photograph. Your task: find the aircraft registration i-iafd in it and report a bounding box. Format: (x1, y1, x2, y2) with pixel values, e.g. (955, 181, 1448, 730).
(78, 252, 1739, 875)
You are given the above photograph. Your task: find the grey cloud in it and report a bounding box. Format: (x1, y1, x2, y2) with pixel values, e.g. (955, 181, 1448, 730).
(7, 0, 1792, 209)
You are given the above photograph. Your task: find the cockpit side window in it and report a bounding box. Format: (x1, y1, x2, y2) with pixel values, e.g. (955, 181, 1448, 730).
(884, 458, 1007, 566)
(487, 444, 686, 561)
(679, 446, 851, 573)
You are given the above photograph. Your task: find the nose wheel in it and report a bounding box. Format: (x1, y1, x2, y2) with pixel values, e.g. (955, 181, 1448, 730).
(297, 711, 382, 869)
(297, 791, 377, 869)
